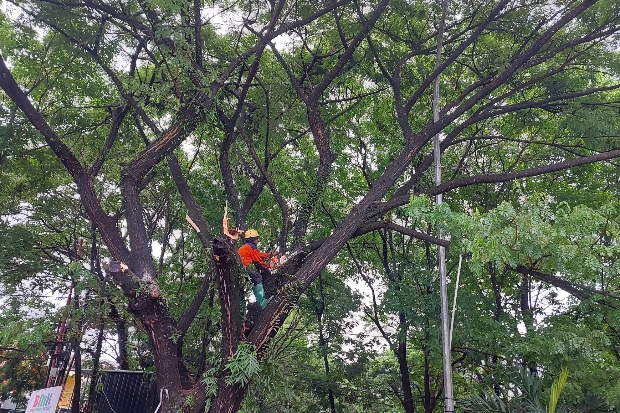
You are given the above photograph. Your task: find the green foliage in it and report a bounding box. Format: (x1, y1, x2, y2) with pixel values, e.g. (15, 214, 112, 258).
(2, 0, 620, 412)
(226, 343, 261, 386)
(408, 193, 620, 287)
(407, 190, 620, 410)
(549, 368, 569, 413)
(465, 367, 572, 413)
(0, 298, 55, 400)
(202, 367, 218, 397)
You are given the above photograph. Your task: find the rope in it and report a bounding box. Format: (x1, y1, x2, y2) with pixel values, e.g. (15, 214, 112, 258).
(450, 255, 463, 346)
(101, 389, 119, 413)
(153, 388, 168, 413)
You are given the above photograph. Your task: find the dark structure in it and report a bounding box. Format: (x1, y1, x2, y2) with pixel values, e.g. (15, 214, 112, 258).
(93, 371, 157, 413)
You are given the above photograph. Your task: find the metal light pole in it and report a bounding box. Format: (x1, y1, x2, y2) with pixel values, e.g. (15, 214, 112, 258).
(433, 0, 454, 411)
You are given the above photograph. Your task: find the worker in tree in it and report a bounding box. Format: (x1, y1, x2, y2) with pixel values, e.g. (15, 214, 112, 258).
(238, 229, 272, 309)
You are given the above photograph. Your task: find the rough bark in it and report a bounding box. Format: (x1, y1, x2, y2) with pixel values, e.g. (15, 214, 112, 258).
(209, 238, 248, 412)
(128, 295, 186, 412)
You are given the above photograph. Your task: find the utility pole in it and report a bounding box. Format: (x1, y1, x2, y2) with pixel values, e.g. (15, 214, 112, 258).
(433, 0, 454, 411)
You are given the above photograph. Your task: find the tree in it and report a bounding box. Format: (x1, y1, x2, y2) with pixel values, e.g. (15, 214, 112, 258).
(2, 0, 620, 412)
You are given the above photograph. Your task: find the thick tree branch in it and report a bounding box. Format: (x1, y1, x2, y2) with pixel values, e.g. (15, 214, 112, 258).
(120, 175, 159, 294)
(368, 147, 620, 222)
(402, 0, 512, 114)
(89, 106, 129, 176)
(425, 148, 620, 197)
(0, 53, 136, 292)
(177, 263, 215, 337)
(311, 0, 390, 100)
(239, 120, 289, 243)
(515, 265, 620, 307)
(167, 154, 214, 247)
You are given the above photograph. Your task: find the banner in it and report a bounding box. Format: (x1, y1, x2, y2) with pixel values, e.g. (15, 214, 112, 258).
(25, 387, 63, 413)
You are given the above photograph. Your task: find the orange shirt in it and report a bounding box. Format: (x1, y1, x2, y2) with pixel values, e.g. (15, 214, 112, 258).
(238, 242, 270, 269)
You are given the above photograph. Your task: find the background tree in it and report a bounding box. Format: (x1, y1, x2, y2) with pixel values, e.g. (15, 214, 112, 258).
(1, 0, 620, 412)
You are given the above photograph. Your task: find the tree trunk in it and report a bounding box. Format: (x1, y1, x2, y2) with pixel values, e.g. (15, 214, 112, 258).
(208, 380, 247, 413)
(72, 345, 82, 413)
(423, 334, 433, 413)
(321, 340, 337, 413)
(317, 272, 337, 413)
(72, 275, 82, 413)
(291, 103, 335, 248)
(489, 264, 503, 396)
(207, 238, 249, 413)
(396, 312, 415, 413)
(128, 296, 186, 412)
(520, 274, 535, 335)
(114, 310, 130, 370)
(85, 321, 104, 413)
(380, 232, 414, 413)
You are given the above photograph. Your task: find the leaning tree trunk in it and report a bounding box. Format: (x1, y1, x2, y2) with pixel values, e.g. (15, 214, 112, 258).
(205, 234, 310, 413)
(206, 238, 250, 413)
